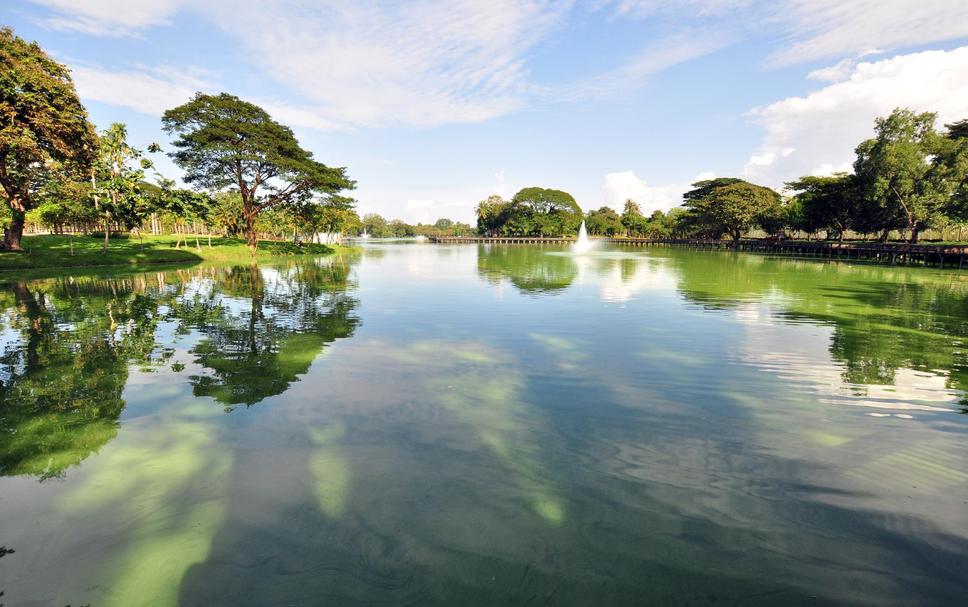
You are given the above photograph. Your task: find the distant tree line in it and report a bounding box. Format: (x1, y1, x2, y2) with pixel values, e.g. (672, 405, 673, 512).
(643, 109, 967, 246)
(473, 108, 967, 245)
(359, 214, 474, 238)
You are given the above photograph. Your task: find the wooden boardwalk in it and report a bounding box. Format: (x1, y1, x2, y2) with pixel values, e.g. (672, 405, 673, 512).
(428, 236, 968, 269)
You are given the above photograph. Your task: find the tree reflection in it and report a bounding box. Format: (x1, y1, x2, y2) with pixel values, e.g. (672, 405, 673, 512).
(476, 245, 577, 294)
(672, 252, 968, 400)
(170, 261, 359, 409)
(0, 258, 360, 478)
(0, 277, 162, 479)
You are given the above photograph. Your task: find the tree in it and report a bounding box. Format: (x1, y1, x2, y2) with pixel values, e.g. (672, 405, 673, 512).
(756, 197, 789, 238)
(476, 195, 508, 236)
(585, 206, 623, 236)
(207, 191, 245, 237)
(154, 177, 214, 248)
(682, 178, 780, 247)
(388, 219, 416, 237)
(854, 108, 945, 243)
(27, 183, 98, 255)
(511, 187, 582, 237)
(91, 123, 155, 251)
(291, 195, 358, 243)
(935, 119, 968, 223)
(0, 27, 98, 251)
(785, 174, 861, 241)
(162, 93, 354, 251)
(362, 213, 388, 237)
(620, 200, 646, 237)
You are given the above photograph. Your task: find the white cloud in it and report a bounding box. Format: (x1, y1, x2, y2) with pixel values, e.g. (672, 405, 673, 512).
(608, 0, 753, 18)
(70, 63, 210, 115)
(743, 46, 968, 186)
(31, 0, 182, 35)
(601, 171, 686, 214)
(30, 0, 722, 129)
(771, 0, 968, 65)
(607, 0, 968, 67)
(70, 62, 344, 132)
(201, 0, 572, 129)
(557, 33, 730, 102)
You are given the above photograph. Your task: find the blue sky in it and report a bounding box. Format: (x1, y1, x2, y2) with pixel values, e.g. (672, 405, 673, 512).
(3, 1, 967, 223)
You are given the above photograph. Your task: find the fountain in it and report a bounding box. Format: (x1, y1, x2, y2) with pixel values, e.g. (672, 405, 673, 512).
(359, 229, 371, 239)
(572, 220, 593, 254)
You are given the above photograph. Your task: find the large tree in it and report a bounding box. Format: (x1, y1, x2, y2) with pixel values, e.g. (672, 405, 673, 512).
(0, 27, 98, 251)
(682, 178, 781, 247)
(935, 119, 968, 223)
(162, 93, 354, 250)
(511, 187, 582, 237)
(854, 108, 945, 243)
(786, 173, 861, 241)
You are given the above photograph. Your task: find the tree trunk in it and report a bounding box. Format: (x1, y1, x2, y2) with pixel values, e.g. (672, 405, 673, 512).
(244, 206, 258, 251)
(910, 225, 920, 244)
(103, 216, 110, 252)
(3, 209, 25, 251)
(879, 228, 890, 243)
(732, 229, 741, 250)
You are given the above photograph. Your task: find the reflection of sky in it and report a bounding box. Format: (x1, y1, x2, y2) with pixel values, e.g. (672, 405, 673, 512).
(734, 302, 964, 414)
(4, 246, 968, 606)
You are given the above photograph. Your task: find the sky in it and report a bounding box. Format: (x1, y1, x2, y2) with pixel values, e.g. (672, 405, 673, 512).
(3, 0, 968, 224)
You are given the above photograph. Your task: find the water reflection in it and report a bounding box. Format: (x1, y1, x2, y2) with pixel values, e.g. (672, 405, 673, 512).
(477, 245, 577, 294)
(0, 277, 163, 478)
(3, 246, 968, 605)
(671, 252, 968, 406)
(171, 262, 359, 408)
(0, 257, 359, 478)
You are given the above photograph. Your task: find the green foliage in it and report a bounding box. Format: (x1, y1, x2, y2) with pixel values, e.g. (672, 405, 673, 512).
(475, 195, 509, 236)
(585, 206, 623, 236)
(682, 178, 780, 243)
(91, 123, 156, 248)
(511, 187, 582, 237)
(620, 200, 646, 236)
(474, 188, 582, 237)
(785, 174, 861, 240)
(854, 108, 945, 242)
(162, 93, 354, 249)
(936, 119, 968, 222)
(362, 213, 388, 237)
(208, 192, 245, 236)
(0, 26, 98, 250)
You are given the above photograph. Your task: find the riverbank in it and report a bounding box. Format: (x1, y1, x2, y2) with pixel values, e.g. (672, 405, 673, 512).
(429, 235, 968, 269)
(0, 234, 356, 273)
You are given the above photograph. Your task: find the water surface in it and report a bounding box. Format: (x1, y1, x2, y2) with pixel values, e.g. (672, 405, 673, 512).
(2, 243, 968, 606)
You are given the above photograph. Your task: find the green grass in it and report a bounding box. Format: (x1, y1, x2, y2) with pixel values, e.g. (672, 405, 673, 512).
(0, 234, 356, 274)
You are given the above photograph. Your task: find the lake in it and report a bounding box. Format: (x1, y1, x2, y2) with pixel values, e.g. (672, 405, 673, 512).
(2, 242, 968, 606)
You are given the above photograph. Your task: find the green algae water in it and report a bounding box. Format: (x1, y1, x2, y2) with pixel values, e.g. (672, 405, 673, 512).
(2, 243, 968, 606)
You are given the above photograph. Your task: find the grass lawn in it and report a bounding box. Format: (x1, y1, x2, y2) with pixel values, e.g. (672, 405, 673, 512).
(0, 234, 356, 274)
